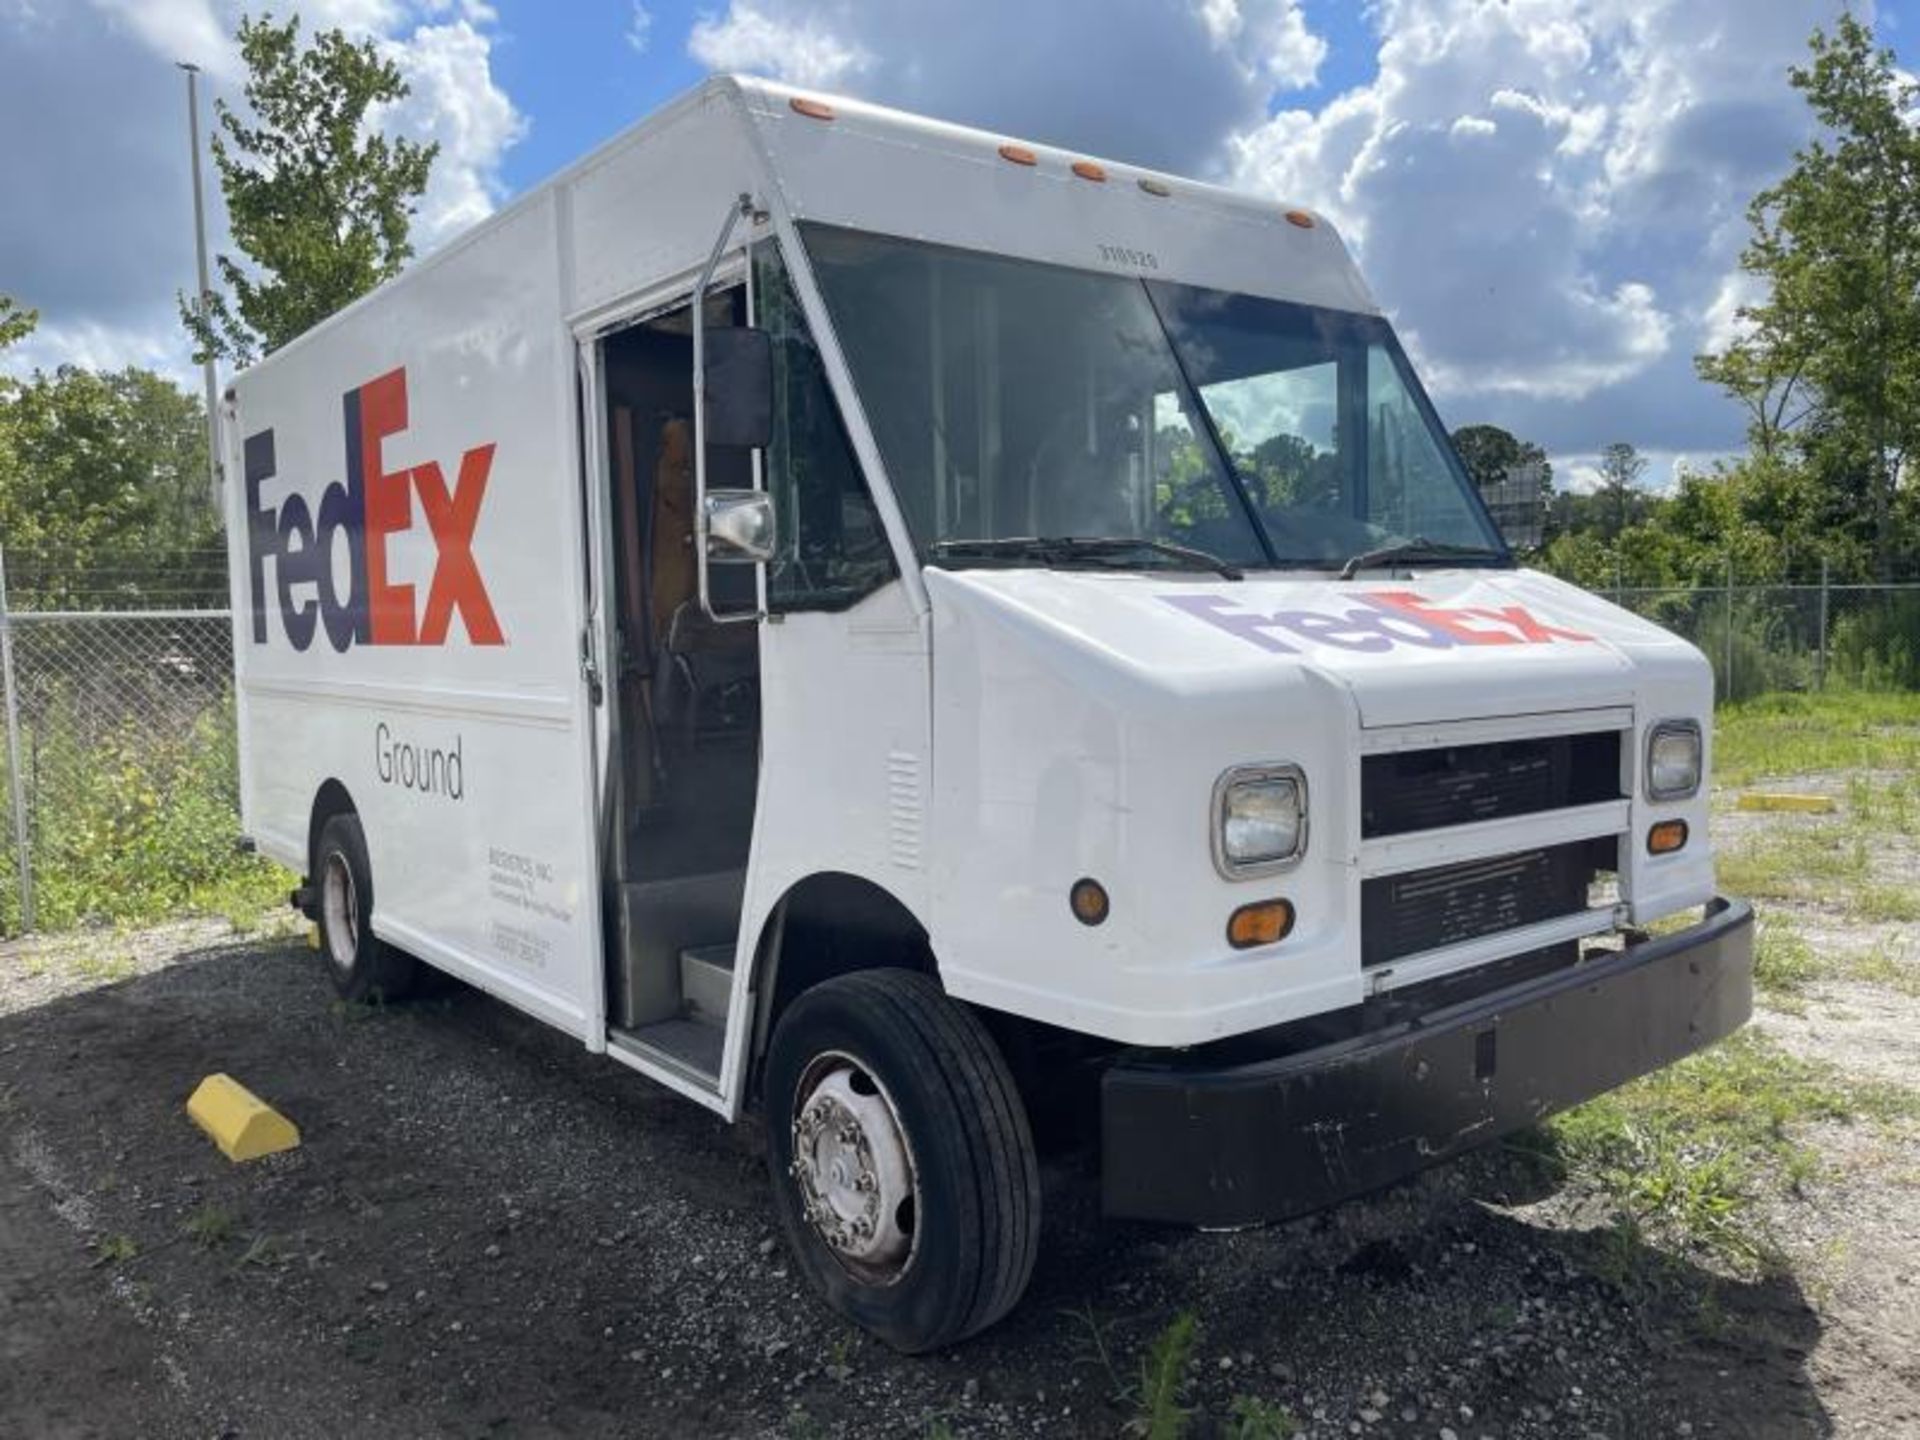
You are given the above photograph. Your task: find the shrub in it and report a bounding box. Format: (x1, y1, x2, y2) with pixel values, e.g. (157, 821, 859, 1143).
(0, 691, 288, 935)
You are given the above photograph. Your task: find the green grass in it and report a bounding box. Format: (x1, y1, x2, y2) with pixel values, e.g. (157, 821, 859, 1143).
(1751, 918, 1825, 996)
(1223, 1396, 1300, 1439)
(0, 694, 293, 938)
(182, 1204, 238, 1249)
(1546, 1030, 1916, 1270)
(1130, 1311, 1198, 1440)
(1714, 691, 1920, 787)
(1717, 823, 1873, 904)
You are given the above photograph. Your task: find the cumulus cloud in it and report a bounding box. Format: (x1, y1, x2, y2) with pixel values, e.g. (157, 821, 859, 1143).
(689, 3, 874, 90)
(680, 0, 1326, 175)
(378, 16, 525, 244)
(1224, 0, 1843, 461)
(0, 0, 522, 380)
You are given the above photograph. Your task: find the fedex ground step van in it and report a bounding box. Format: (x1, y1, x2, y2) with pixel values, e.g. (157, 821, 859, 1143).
(225, 75, 1754, 1351)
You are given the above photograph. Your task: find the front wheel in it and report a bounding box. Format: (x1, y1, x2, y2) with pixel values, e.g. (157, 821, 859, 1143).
(763, 969, 1040, 1352)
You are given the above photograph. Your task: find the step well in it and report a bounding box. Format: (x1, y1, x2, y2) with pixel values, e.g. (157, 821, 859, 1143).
(680, 942, 736, 1025)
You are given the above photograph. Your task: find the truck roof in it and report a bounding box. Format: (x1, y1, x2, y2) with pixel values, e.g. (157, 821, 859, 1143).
(239, 74, 1378, 378)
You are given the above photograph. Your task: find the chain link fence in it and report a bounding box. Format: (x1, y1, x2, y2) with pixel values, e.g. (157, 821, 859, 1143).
(0, 542, 1915, 935)
(0, 545, 284, 937)
(1609, 578, 1920, 702)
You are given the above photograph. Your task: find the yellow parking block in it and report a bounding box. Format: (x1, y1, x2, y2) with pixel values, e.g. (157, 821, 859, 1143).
(1736, 792, 1836, 814)
(186, 1074, 301, 1163)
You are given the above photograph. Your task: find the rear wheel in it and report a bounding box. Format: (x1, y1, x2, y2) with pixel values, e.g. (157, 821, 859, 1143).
(313, 812, 419, 1003)
(763, 969, 1040, 1352)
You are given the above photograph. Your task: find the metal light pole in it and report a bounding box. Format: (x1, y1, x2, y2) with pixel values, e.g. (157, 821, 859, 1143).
(179, 61, 220, 497)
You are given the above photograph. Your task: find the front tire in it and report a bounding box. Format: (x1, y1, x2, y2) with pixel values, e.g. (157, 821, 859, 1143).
(313, 812, 419, 1004)
(764, 969, 1040, 1352)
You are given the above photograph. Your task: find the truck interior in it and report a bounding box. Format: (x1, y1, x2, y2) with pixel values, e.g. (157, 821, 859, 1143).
(598, 283, 761, 1086)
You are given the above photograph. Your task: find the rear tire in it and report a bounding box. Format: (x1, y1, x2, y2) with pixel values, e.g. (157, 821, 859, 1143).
(763, 969, 1040, 1352)
(313, 812, 419, 1004)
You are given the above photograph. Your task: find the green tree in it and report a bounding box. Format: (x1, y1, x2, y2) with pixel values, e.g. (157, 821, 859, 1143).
(183, 13, 438, 365)
(0, 365, 222, 606)
(1594, 441, 1648, 541)
(1450, 424, 1552, 496)
(1695, 15, 1920, 575)
(0, 295, 35, 354)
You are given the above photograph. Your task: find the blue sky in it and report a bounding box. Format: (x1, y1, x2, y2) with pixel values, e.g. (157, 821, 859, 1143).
(2, 0, 1914, 492)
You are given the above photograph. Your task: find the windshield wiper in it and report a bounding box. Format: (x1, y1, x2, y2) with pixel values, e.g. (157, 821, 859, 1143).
(929, 536, 1243, 581)
(1337, 537, 1504, 581)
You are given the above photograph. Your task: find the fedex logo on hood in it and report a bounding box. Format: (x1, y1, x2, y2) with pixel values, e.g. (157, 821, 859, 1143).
(1161, 589, 1596, 655)
(243, 366, 503, 653)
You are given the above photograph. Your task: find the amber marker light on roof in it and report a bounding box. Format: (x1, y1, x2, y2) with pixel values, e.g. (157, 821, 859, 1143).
(1071, 160, 1107, 182)
(789, 96, 835, 121)
(998, 143, 1038, 166)
(1285, 209, 1316, 228)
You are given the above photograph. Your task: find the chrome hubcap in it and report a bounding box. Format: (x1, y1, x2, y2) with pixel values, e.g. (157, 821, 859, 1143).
(321, 851, 358, 972)
(789, 1054, 918, 1283)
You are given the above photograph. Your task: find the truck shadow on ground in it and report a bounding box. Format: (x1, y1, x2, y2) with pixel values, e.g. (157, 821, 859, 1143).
(0, 937, 1830, 1439)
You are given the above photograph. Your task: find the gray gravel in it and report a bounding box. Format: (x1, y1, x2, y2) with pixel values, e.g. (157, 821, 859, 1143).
(0, 915, 1913, 1438)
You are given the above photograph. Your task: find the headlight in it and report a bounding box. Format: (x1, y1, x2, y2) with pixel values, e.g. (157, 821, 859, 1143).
(1646, 720, 1702, 801)
(1214, 764, 1307, 877)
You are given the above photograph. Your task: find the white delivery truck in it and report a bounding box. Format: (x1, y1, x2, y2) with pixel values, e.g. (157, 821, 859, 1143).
(225, 76, 1754, 1351)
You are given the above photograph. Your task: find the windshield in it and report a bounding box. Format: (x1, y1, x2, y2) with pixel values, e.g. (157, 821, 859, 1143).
(800, 224, 1507, 570)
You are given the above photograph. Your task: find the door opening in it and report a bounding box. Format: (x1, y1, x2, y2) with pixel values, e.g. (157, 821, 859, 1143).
(599, 284, 760, 1084)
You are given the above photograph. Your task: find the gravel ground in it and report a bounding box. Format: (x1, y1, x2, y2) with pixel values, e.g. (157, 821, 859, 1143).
(1, 896, 1915, 1437)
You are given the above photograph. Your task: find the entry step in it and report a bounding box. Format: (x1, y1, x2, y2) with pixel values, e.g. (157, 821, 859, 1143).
(680, 942, 736, 1024)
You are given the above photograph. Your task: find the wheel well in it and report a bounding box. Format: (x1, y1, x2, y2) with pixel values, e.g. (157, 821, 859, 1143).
(301, 780, 358, 915)
(748, 872, 934, 1089)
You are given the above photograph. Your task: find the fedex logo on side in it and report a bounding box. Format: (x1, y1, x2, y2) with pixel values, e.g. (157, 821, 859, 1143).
(1160, 589, 1596, 654)
(244, 366, 504, 652)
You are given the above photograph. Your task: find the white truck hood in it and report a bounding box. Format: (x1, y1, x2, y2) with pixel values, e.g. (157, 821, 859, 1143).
(927, 566, 1702, 727)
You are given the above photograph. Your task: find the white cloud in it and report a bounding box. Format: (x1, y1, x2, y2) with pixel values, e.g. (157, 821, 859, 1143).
(627, 1, 652, 55)
(679, 0, 1326, 176)
(85, 0, 237, 75)
(4, 0, 525, 377)
(688, 3, 874, 91)
(1225, 0, 1841, 455)
(3, 312, 200, 387)
(1195, 0, 1327, 89)
(379, 16, 525, 246)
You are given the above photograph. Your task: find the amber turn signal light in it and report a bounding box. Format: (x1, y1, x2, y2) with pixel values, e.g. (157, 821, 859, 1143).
(1227, 899, 1295, 950)
(1647, 819, 1689, 855)
(1070, 878, 1110, 926)
(1071, 160, 1107, 182)
(998, 143, 1038, 166)
(789, 96, 835, 121)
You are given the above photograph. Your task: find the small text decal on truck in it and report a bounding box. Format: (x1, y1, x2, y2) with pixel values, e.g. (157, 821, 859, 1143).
(1160, 590, 1596, 655)
(243, 366, 504, 652)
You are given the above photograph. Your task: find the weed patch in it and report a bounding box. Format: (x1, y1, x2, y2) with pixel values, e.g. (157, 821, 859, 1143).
(1714, 692, 1920, 787)
(1544, 1031, 1915, 1271)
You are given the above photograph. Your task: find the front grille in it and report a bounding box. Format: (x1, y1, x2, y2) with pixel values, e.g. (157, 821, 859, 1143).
(1362, 731, 1621, 839)
(1361, 837, 1614, 969)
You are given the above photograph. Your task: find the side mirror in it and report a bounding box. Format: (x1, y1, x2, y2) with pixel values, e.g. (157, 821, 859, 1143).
(703, 326, 773, 450)
(705, 489, 776, 564)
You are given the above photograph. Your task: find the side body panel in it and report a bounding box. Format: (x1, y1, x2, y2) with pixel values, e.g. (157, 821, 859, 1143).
(228, 191, 605, 1041)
